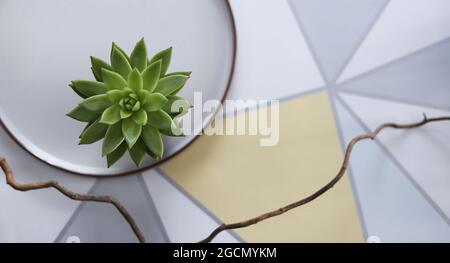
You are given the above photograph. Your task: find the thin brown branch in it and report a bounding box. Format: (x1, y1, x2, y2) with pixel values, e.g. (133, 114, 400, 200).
(2, 114, 449, 244)
(0, 158, 146, 243)
(199, 114, 450, 243)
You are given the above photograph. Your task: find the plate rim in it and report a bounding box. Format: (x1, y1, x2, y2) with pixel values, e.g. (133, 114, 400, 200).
(0, 0, 237, 177)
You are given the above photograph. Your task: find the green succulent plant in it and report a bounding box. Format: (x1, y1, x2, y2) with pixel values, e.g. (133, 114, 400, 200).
(67, 38, 192, 167)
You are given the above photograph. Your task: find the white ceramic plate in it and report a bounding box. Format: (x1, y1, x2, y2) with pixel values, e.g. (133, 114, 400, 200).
(0, 0, 236, 176)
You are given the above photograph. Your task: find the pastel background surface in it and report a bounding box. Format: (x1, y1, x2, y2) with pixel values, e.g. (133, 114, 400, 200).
(1, 0, 450, 242)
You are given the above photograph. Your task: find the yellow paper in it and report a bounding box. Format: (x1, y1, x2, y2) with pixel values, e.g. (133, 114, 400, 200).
(162, 91, 364, 242)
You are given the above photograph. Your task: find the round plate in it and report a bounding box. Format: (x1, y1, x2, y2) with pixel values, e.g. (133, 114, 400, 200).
(0, 0, 236, 176)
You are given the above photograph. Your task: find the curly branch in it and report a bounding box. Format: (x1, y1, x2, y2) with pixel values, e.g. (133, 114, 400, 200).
(0, 158, 146, 243)
(2, 114, 449, 243)
(199, 114, 450, 243)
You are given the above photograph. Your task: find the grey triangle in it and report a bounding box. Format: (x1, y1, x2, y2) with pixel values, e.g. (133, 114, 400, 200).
(289, 0, 388, 82)
(340, 39, 450, 111)
(56, 175, 169, 243)
(335, 98, 450, 242)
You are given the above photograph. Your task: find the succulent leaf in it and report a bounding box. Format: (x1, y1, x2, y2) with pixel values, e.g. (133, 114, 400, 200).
(79, 119, 108, 145)
(130, 38, 148, 72)
(107, 142, 127, 167)
(67, 105, 99, 123)
(90, 56, 112, 82)
(107, 90, 124, 103)
(100, 105, 122, 125)
(142, 60, 161, 92)
(102, 122, 125, 156)
(147, 110, 182, 136)
(122, 118, 142, 148)
(168, 79, 189, 95)
(128, 69, 143, 93)
(154, 75, 189, 96)
(165, 71, 192, 77)
(91, 68, 101, 82)
(149, 47, 172, 77)
(111, 42, 130, 62)
(70, 84, 88, 99)
(142, 92, 168, 112)
(132, 109, 148, 126)
(129, 93, 139, 100)
(141, 125, 163, 159)
(71, 80, 108, 98)
(131, 101, 141, 112)
(129, 139, 147, 167)
(162, 95, 191, 117)
(122, 87, 134, 97)
(161, 118, 184, 137)
(79, 94, 113, 113)
(111, 46, 132, 79)
(120, 109, 133, 119)
(79, 121, 94, 139)
(102, 69, 128, 90)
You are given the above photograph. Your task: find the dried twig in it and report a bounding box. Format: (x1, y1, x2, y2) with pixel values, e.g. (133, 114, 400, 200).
(0, 158, 146, 243)
(199, 114, 450, 243)
(1, 114, 449, 243)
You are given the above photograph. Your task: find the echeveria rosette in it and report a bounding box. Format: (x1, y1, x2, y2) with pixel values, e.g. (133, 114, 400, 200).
(67, 38, 192, 168)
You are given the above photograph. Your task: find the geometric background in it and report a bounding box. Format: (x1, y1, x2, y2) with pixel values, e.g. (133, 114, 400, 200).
(1, 0, 450, 242)
(162, 91, 364, 242)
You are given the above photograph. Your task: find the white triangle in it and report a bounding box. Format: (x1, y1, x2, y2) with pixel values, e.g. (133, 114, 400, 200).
(335, 99, 450, 242)
(226, 0, 324, 107)
(0, 128, 95, 242)
(339, 0, 450, 83)
(142, 169, 240, 243)
(339, 93, 450, 220)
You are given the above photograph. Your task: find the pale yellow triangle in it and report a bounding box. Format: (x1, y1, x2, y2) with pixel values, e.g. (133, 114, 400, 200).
(161, 91, 364, 242)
